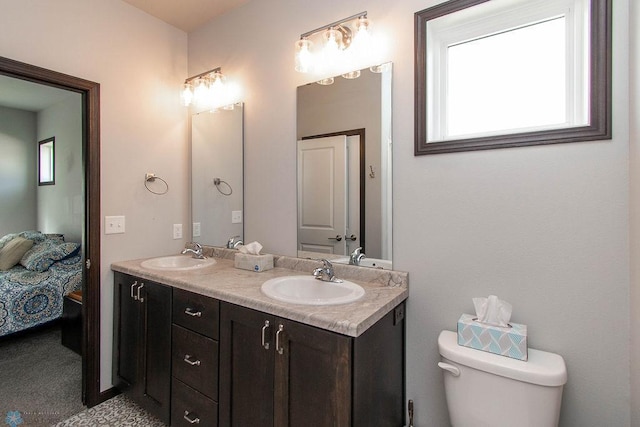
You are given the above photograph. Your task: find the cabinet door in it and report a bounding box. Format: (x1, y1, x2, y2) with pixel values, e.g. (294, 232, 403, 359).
(138, 280, 172, 424)
(219, 303, 275, 427)
(113, 272, 141, 393)
(274, 318, 352, 427)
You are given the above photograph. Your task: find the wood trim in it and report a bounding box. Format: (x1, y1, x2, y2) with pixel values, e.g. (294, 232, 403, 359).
(0, 56, 102, 407)
(414, 0, 612, 155)
(302, 129, 367, 252)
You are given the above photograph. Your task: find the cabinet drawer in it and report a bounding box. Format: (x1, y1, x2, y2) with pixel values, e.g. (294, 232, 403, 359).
(172, 324, 219, 400)
(172, 379, 218, 427)
(173, 288, 219, 339)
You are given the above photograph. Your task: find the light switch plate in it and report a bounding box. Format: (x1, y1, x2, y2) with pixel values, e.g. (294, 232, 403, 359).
(193, 222, 201, 237)
(173, 224, 183, 239)
(232, 210, 243, 224)
(105, 216, 125, 234)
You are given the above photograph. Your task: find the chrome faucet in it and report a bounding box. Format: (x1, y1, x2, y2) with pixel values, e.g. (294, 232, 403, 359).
(349, 247, 366, 266)
(181, 242, 206, 259)
(312, 259, 342, 283)
(227, 235, 243, 249)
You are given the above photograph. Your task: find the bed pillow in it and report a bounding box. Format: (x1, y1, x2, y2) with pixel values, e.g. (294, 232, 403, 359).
(0, 237, 34, 271)
(20, 240, 81, 272)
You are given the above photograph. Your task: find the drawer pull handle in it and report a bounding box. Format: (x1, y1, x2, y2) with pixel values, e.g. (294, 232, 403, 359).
(183, 411, 200, 424)
(136, 283, 144, 303)
(184, 308, 202, 317)
(183, 354, 201, 366)
(276, 324, 284, 355)
(130, 281, 138, 300)
(261, 320, 270, 350)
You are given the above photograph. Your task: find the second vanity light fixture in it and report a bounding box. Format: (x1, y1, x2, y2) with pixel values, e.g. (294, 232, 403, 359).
(295, 12, 373, 76)
(181, 67, 227, 108)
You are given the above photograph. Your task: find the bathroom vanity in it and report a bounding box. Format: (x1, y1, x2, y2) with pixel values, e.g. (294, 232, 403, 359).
(112, 250, 408, 427)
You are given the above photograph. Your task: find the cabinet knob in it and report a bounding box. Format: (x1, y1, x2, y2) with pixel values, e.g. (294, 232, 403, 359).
(183, 411, 201, 424)
(261, 320, 270, 350)
(184, 307, 202, 317)
(183, 354, 201, 366)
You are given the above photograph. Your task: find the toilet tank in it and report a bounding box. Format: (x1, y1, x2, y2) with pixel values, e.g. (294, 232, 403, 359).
(438, 330, 567, 427)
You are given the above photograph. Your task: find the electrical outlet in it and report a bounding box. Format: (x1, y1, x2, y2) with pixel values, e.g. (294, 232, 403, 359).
(232, 210, 243, 224)
(105, 216, 125, 234)
(193, 222, 201, 237)
(173, 223, 183, 239)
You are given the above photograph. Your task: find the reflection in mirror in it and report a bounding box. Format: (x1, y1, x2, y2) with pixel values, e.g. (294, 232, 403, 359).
(297, 63, 392, 268)
(191, 104, 244, 247)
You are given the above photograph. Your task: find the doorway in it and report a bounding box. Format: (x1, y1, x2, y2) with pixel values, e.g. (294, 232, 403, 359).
(0, 56, 102, 407)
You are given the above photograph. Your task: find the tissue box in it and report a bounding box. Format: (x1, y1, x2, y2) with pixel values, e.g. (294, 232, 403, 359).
(457, 313, 528, 361)
(234, 253, 274, 272)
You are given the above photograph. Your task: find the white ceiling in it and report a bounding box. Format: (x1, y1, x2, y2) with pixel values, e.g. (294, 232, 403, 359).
(121, 0, 250, 32)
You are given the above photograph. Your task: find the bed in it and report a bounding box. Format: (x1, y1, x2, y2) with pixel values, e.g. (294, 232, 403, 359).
(0, 231, 82, 338)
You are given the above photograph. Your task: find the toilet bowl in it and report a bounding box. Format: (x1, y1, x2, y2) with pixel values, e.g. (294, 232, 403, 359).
(438, 330, 567, 427)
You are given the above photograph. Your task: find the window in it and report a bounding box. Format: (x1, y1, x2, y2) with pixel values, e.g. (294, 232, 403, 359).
(414, 0, 611, 155)
(38, 137, 55, 185)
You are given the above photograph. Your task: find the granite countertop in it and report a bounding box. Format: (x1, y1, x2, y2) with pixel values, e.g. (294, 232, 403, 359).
(111, 249, 408, 337)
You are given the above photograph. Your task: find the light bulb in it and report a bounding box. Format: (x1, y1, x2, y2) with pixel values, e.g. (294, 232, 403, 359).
(317, 77, 334, 85)
(351, 16, 372, 65)
(295, 38, 314, 73)
(181, 82, 193, 106)
(193, 77, 209, 105)
(342, 70, 361, 79)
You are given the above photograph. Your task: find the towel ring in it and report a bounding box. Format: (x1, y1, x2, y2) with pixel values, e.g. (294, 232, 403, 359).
(213, 178, 233, 196)
(144, 173, 169, 195)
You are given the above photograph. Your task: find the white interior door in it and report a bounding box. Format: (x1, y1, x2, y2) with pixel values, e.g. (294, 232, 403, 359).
(297, 136, 347, 255)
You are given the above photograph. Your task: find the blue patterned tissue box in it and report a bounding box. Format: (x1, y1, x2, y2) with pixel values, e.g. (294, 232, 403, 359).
(457, 313, 528, 361)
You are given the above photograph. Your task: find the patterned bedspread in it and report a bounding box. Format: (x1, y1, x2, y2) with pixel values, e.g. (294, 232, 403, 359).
(0, 255, 82, 337)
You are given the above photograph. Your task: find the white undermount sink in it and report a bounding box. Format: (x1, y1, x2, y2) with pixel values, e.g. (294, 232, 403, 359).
(140, 255, 216, 271)
(261, 275, 365, 306)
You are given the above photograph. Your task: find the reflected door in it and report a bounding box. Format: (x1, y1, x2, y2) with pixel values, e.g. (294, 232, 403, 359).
(297, 136, 347, 254)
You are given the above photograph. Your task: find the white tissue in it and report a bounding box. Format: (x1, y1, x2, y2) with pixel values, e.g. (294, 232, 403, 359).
(472, 295, 512, 327)
(238, 241, 263, 255)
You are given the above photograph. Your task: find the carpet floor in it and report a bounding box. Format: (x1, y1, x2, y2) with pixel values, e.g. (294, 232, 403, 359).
(0, 323, 85, 426)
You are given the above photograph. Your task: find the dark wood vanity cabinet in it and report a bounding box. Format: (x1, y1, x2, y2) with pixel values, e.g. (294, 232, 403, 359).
(219, 301, 405, 427)
(113, 272, 172, 424)
(113, 271, 405, 427)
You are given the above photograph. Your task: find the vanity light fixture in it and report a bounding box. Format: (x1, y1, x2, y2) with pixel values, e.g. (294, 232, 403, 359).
(295, 12, 373, 75)
(181, 67, 226, 107)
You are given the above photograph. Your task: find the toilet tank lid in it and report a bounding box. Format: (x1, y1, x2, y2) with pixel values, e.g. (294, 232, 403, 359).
(438, 330, 567, 387)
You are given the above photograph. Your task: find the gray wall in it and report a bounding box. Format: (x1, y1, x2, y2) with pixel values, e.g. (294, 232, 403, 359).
(188, 0, 633, 425)
(0, 106, 37, 237)
(37, 94, 83, 243)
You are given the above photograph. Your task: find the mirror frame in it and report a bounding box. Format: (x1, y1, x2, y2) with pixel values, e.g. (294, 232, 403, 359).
(414, 0, 612, 155)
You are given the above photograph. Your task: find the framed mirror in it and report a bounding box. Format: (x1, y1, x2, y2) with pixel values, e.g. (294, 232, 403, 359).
(296, 63, 392, 269)
(415, 0, 611, 155)
(38, 137, 55, 185)
(191, 104, 244, 247)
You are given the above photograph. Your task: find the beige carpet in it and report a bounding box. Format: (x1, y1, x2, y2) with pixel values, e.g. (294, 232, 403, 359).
(0, 324, 84, 426)
(55, 394, 165, 426)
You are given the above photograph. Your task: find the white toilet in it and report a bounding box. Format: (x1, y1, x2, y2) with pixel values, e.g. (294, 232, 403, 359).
(438, 330, 567, 427)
